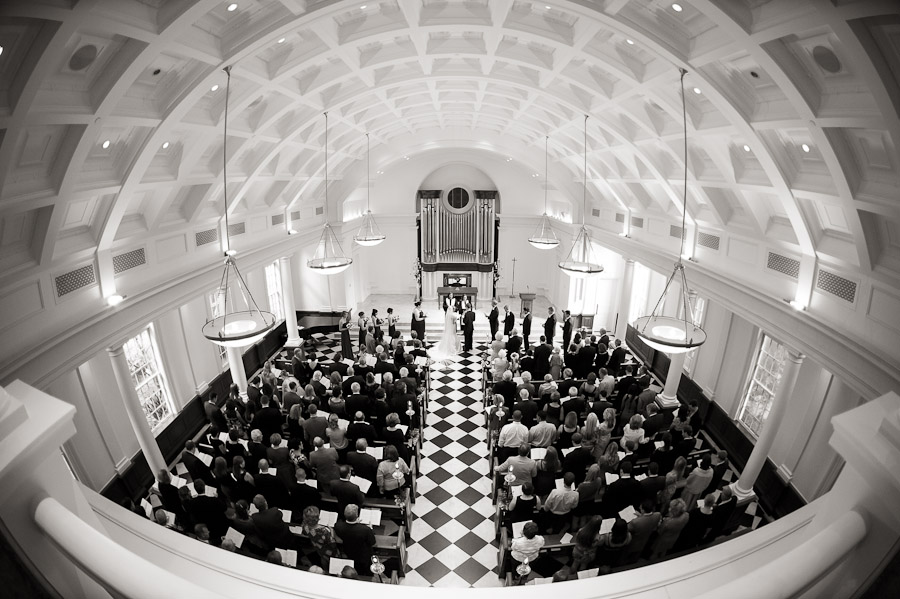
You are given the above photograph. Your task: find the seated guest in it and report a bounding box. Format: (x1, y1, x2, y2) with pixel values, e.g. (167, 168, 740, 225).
(510, 521, 545, 568)
(377, 444, 410, 498)
(289, 468, 321, 519)
(649, 499, 689, 559)
(346, 411, 376, 446)
(254, 459, 291, 509)
(528, 411, 557, 448)
(301, 506, 339, 569)
(334, 504, 376, 573)
(540, 472, 579, 533)
(495, 444, 538, 487)
(621, 498, 662, 563)
(329, 465, 365, 519)
(600, 461, 643, 518)
(250, 494, 293, 550)
(309, 437, 340, 489)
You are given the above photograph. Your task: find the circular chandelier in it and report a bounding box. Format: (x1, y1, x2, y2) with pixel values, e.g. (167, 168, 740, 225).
(559, 114, 603, 277)
(308, 111, 353, 274)
(634, 68, 707, 354)
(528, 136, 559, 250)
(354, 133, 385, 247)
(203, 66, 275, 348)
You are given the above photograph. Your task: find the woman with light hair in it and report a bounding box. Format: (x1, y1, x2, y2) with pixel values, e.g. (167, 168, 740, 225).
(581, 412, 602, 460)
(649, 498, 689, 558)
(490, 331, 505, 358)
(492, 349, 509, 380)
(549, 347, 564, 380)
(597, 407, 617, 454)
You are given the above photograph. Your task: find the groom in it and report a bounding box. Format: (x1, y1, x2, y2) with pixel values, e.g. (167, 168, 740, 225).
(462, 304, 476, 352)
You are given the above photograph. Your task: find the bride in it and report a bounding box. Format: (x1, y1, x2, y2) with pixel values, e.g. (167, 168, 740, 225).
(432, 294, 460, 358)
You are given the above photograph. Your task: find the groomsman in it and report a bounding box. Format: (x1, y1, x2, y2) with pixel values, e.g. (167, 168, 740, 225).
(562, 310, 573, 350)
(486, 299, 500, 340)
(462, 305, 476, 352)
(522, 307, 532, 348)
(544, 306, 557, 345)
(503, 305, 515, 337)
(411, 301, 426, 342)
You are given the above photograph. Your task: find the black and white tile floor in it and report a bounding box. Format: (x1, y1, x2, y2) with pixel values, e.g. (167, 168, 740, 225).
(301, 332, 766, 587)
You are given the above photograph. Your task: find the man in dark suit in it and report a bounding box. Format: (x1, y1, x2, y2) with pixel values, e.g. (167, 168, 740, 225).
(346, 411, 376, 445)
(577, 341, 596, 379)
(614, 365, 636, 399)
(561, 433, 594, 485)
(522, 307, 532, 348)
(182, 440, 215, 485)
(250, 495, 293, 550)
(204, 393, 228, 431)
(251, 396, 283, 446)
(254, 459, 291, 508)
(329, 465, 365, 519)
(342, 367, 365, 398)
(704, 485, 739, 542)
(600, 461, 644, 518)
(506, 329, 522, 357)
(288, 468, 321, 518)
(486, 299, 500, 340)
(597, 328, 610, 349)
(513, 389, 539, 429)
(642, 404, 666, 440)
(462, 305, 476, 352)
(503, 305, 515, 337)
(346, 439, 379, 496)
(532, 336, 552, 380)
(187, 479, 229, 543)
(282, 381, 303, 414)
(639, 462, 667, 500)
(374, 353, 396, 377)
(562, 310, 572, 350)
(675, 426, 698, 459)
(346, 383, 372, 419)
(544, 307, 557, 345)
(334, 504, 376, 573)
(309, 437, 340, 488)
(329, 352, 349, 377)
(608, 339, 626, 376)
(493, 370, 518, 410)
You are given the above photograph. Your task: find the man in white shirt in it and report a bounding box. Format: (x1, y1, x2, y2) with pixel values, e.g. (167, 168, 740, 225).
(494, 445, 537, 487)
(540, 472, 579, 533)
(528, 412, 557, 448)
(598, 367, 616, 398)
(497, 411, 529, 462)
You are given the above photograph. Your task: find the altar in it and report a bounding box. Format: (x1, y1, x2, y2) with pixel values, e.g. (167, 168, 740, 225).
(437, 286, 477, 310)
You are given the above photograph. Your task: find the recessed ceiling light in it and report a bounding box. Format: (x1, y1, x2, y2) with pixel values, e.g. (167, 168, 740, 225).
(672, 3, 683, 12)
(162, 141, 170, 149)
(277, 37, 285, 44)
(226, 3, 237, 11)
(0, 46, 4, 57)
(743, 144, 750, 152)
(102, 140, 110, 149)
(545, 5, 551, 8)
(211, 84, 219, 92)
(693, 87, 702, 94)
(360, 4, 367, 8)
(626, 39, 634, 45)
(801, 143, 811, 153)
(106, 294, 126, 306)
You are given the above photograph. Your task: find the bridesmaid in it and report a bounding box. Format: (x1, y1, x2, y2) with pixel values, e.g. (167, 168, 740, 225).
(357, 311, 368, 352)
(371, 308, 383, 343)
(386, 307, 398, 340)
(339, 311, 354, 359)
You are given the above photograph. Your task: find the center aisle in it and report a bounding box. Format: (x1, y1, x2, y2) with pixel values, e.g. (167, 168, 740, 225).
(402, 345, 502, 588)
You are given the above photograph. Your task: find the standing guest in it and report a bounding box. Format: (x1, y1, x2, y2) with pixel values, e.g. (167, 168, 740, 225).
(528, 411, 557, 448)
(562, 310, 573, 352)
(703, 485, 738, 543)
(377, 444, 411, 497)
(673, 493, 717, 552)
(364, 326, 377, 355)
(597, 407, 617, 454)
(544, 307, 557, 345)
(503, 304, 515, 336)
(579, 373, 600, 404)
(549, 347, 564, 380)
(291, 347, 307, 382)
(651, 433, 677, 475)
(288, 468, 321, 518)
(561, 387, 587, 426)
(571, 516, 603, 572)
(540, 472, 579, 533)
(576, 340, 597, 379)
(182, 440, 214, 485)
(580, 412, 602, 459)
(329, 465, 365, 519)
(595, 343, 609, 373)
(505, 482, 540, 532)
(533, 447, 564, 500)
(487, 394, 508, 446)
(705, 450, 729, 494)
(681, 455, 714, 510)
(521, 307, 533, 348)
(532, 336, 552, 381)
(334, 504, 376, 573)
(621, 498, 662, 563)
(574, 464, 604, 526)
(494, 370, 518, 410)
(597, 368, 615, 398)
(301, 506, 339, 569)
(564, 343, 580, 375)
(669, 456, 689, 496)
(636, 380, 658, 416)
(513, 387, 539, 428)
(600, 461, 644, 518)
(346, 411, 376, 446)
(649, 499, 690, 559)
(490, 332, 506, 359)
(346, 439, 379, 496)
(555, 410, 579, 451)
(495, 444, 538, 487)
(252, 395, 283, 445)
(510, 522, 545, 568)
(506, 328, 523, 358)
(562, 433, 594, 486)
(597, 441, 621, 475)
(260, 360, 278, 392)
(642, 404, 666, 440)
(339, 311, 354, 359)
(227, 500, 268, 556)
(615, 365, 637, 400)
(254, 459, 290, 509)
(250, 495, 293, 550)
(204, 393, 227, 431)
(497, 411, 529, 462)
(309, 437, 340, 489)
(382, 413, 411, 465)
(596, 518, 632, 567)
(622, 414, 647, 448)
(608, 339, 626, 376)
(639, 462, 667, 500)
(538, 374, 557, 403)
(324, 413, 349, 461)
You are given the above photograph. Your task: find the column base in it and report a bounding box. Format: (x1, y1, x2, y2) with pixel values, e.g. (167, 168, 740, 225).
(730, 482, 758, 504)
(284, 336, 302, 348)
(657, 393, 680, 409)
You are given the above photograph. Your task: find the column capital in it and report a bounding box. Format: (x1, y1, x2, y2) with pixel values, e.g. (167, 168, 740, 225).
(106, 345, 125, 358)
(786, 349, 806, 364)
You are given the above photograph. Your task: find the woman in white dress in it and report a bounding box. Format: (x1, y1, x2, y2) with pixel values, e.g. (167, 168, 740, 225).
(433, 294, 460, 358)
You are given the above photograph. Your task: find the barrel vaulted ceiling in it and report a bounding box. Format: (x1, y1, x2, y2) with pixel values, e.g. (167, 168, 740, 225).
(0, 0, 899, 289)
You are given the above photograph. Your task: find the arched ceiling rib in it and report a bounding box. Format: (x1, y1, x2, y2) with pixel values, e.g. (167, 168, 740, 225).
(0, 0, 899, 285)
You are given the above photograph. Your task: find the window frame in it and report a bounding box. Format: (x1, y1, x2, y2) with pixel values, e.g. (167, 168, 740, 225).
(265, 261, 285, 323)
(736, 333, 787, 438)
(681, 295, 706, 375)
(208, 289, 229, 369)
(122, 325, 175, 433)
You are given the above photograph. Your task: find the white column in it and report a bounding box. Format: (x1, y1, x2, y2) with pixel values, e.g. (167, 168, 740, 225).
(615, 258, 635, 340)
(733, 349, 805, 499)
(659, 352, 686, 406)
(226, 346, 248, 399)
(107, 346, 167, 476)
(280, 255, 301, 347)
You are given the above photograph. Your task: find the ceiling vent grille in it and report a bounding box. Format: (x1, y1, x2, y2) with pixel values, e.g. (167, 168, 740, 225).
(766, 252, 800, 279)
(291, 211, 301, 221)
(271, 214, 284, 226)
(113, 248, 146, 274)
(816, 269, 857, 303)
(591, 208, 600, 217)
(195, 228, 219, 246)
(55, 264, 96, 297)
(227, 222, 245, 236)
(670, 225, 684, 239)
(697, 231, 720, 251)
(615, 213, 625, 223)
(631, 216, 644, 228)
(315, 206, 324, 216)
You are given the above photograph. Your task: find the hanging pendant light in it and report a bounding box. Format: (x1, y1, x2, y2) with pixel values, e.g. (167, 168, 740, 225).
(308, 111, 353, 274)
(354, 133, 385, 246)
(633, 68, 707, 354)
(528, 135, 559, 249)
(558, 115, 603, 277)
(203, 66, 276, 348)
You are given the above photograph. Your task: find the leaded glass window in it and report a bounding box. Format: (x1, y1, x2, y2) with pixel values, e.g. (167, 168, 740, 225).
(737, 334, 786, 436)
(123, 327, 174, 431)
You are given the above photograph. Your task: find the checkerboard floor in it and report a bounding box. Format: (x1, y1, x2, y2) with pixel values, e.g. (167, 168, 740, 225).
(300, 332, 767, 586)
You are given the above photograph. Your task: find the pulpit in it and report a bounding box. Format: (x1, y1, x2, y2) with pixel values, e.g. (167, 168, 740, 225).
(437, 286, 477, 310)
(519, 293, 536, 318)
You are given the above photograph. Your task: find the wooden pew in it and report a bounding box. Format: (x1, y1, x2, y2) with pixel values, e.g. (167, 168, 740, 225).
(318, 492, 413, 539)
(497, 527, 576, 577)
(291, 524, 407, 575)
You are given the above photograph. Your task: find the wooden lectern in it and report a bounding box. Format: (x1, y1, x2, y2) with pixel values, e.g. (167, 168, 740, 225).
(519, 293, 536, 318)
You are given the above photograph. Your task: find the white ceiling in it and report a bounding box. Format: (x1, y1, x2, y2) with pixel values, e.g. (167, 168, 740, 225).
(0, 0, 899, 286)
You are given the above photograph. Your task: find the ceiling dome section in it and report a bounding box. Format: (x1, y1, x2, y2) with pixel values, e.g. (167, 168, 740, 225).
(0, 0, 898, 285)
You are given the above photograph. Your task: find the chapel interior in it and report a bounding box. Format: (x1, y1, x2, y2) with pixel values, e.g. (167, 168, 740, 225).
(1, 1, 900, 598)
